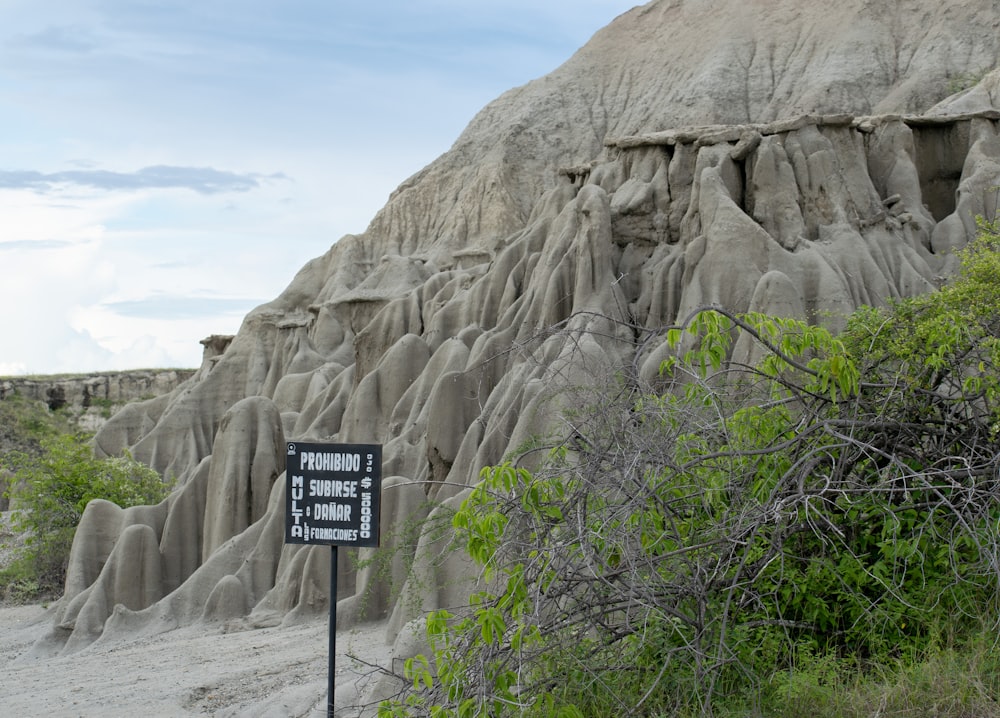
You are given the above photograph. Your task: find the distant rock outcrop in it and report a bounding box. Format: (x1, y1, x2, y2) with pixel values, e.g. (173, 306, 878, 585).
(0, 370, 196, 433)
(32, 0, 1000, 690)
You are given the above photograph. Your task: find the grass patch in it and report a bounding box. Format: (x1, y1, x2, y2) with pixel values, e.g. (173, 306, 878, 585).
(764, 640, 1000, 718)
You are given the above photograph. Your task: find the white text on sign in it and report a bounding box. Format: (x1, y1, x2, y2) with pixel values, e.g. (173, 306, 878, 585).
(299, 451, 361, 472)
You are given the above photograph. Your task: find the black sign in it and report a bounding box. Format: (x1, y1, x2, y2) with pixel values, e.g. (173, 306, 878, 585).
(284, 442, 382, 547)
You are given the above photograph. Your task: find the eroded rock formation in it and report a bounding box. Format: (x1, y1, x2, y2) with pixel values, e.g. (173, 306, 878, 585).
(31, 0, 1000, 683)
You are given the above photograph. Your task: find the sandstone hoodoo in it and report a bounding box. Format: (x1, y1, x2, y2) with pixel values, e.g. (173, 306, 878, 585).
(27, 0, 1000, 710)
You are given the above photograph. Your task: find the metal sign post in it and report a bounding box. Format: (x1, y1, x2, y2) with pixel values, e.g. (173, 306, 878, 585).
(329, 544, 337, 718)
(284, 442, 382, 718)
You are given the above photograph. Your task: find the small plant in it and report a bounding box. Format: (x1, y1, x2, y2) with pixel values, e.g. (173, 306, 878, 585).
(349, 497, 453, 619)
(0, 568, 40, 606)
(947, 66, 992, 94)
(87, 397, 120, 419)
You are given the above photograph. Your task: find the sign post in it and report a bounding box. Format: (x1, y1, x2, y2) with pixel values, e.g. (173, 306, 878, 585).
(284, 442, 382, 718)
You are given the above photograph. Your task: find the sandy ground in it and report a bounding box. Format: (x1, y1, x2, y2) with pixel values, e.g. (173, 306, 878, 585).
(0, 603, 400, 717)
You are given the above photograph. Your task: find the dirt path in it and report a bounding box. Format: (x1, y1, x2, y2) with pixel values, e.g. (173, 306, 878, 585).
(0, 603, 397, 717)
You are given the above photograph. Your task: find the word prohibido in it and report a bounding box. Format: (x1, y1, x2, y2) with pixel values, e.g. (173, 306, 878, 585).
(298, 450, 361, 473)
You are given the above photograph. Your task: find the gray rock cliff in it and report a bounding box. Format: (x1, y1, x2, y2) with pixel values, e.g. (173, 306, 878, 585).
(32, 0, 1000, 674)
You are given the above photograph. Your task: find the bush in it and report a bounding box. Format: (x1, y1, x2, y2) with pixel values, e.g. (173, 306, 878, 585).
(1, 433, 170, 600)
(0, 392, 74, 451)
(381, 224, 1000, 716)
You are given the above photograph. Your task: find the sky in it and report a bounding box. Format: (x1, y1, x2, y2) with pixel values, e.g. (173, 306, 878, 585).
(0, 1, 638, 376)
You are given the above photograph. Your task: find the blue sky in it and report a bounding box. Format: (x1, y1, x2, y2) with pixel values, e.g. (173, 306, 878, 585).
(0, 1, 636, 375)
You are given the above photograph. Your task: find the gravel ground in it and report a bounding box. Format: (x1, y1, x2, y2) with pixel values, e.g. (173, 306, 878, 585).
(0, 602, 397, 717)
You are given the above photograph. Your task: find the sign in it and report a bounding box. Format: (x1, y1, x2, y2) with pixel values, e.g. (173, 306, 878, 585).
(285, 442, 382, 547)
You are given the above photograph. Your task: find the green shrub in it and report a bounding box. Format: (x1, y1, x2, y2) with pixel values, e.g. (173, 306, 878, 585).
(381, 224, 1000, 716)
(1, 434, 170, 599)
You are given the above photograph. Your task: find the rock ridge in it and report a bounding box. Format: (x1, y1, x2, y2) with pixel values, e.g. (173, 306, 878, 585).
(1, 370, 196, 409)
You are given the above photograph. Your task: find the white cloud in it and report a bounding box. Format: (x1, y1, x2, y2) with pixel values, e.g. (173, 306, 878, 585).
(0, 165, 284, 194)
(0, 1, 639, 376)
(0, 208, 310, 373)
(68, 304, 234, 370)
(0, 234, 116, 374)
